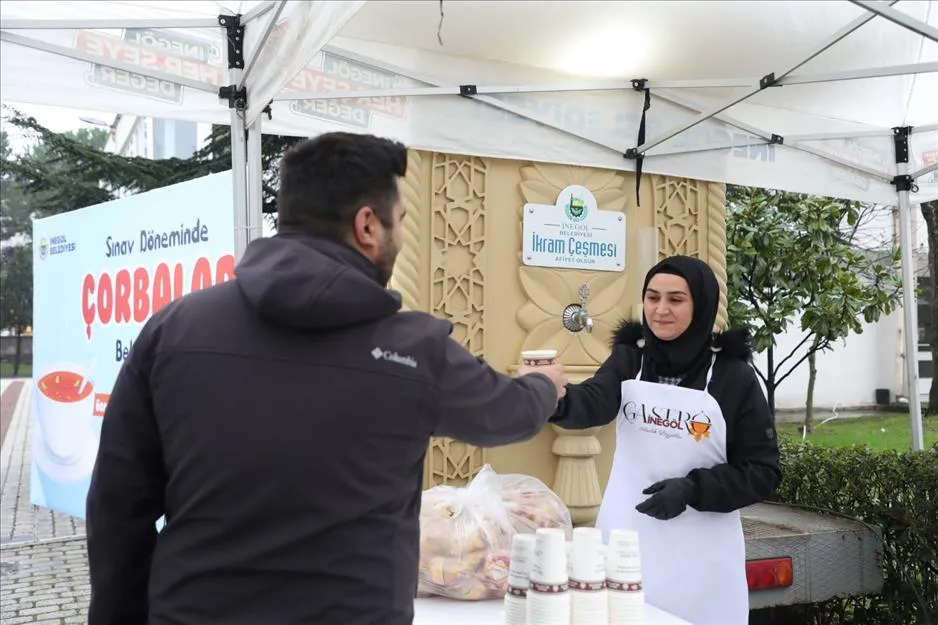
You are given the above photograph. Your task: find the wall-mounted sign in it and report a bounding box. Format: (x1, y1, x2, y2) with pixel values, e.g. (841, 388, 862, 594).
(522, 185, 626, 272)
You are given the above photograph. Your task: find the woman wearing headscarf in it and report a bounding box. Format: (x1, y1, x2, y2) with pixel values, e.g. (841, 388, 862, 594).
(546, 255, 781, 625)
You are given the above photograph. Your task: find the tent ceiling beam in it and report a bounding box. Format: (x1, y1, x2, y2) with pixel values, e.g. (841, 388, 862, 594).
(849, 0, 938, 44)
(0, 17, 219, 29)
(273, 61, 937, 104)
(238, 0, 288, 91)
(654, 88, 894, 182)
(914, 123, 938, 134)
(242, 1, 279, 25)
(0, 30, 217, 93)
(630, 1, 897, 155)
(779, 61, 938, 86)
(642, 139, 772, 158)
(911, 161, 938, 180)
(788, 129, 899, 141)
(272, 78, 761, 102)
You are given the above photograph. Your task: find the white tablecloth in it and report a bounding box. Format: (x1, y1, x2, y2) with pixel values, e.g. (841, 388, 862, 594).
(414, 597, 693, 624)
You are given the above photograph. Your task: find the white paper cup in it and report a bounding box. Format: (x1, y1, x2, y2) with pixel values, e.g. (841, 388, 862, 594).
(571, 587, 608, 625)
(606, 529, 642, 584)
(608, 589, 644, 623)
(527, 590, 571, 625)
(508, 533, 536, 590)
(34, 362, 96, 463)
(570, 527, 605, 584)
(521, 349, 558, 366)
(530, 528, 569, 585)
(504, 593, 527, 625)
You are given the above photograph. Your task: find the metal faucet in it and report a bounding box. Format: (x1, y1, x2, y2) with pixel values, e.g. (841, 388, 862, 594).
(562, 283, 593, 333)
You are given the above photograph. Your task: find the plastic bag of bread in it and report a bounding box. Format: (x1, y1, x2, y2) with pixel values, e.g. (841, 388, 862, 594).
(417, 464, 572, 600)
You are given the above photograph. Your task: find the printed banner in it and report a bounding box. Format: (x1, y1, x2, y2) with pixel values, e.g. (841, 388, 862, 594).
(30, 171, 235, 519)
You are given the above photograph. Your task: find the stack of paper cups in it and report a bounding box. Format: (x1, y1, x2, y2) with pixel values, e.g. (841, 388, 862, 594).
(568, 527, 608, 625)
(527, 528, 571, 625)
(606, 529, 644, 624)
(504, 534, 535, 625)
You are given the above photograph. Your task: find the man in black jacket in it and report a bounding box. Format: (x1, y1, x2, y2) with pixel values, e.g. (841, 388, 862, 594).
(86, 132, 567, 625)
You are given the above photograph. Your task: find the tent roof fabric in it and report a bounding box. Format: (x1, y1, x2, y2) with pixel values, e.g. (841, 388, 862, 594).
(1, 0, 936, 204)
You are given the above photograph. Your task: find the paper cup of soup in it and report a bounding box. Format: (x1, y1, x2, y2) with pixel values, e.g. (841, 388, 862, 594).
(35, 363, 95, 463)
(521, 349, 558, 366)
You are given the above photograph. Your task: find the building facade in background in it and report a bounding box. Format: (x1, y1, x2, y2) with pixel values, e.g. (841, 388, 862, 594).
(105, 114, 212, 160)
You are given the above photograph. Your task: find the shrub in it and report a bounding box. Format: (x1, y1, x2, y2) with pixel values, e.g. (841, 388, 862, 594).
(756, 439, 938, 624)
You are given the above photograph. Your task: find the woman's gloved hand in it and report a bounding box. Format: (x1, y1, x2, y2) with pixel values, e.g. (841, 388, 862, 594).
(635, 477, 695, 520)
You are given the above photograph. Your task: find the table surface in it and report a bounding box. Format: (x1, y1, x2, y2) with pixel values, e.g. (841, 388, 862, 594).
(413, 597, 692, 625)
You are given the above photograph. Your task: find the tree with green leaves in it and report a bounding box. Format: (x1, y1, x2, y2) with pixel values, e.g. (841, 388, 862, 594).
(726, 185, 903, 426)
(3, 106, 302, 222)
(0, 243, 33, 376)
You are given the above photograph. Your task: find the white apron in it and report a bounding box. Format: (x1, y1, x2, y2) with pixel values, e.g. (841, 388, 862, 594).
(594, 355, 749, 625)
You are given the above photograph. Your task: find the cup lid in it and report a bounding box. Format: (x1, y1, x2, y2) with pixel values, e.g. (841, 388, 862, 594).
(521, 349, 558, 359)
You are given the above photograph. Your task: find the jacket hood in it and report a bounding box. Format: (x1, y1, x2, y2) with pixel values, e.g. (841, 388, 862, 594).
(235, 233, 401, 330)
(611, 320, 754, 361)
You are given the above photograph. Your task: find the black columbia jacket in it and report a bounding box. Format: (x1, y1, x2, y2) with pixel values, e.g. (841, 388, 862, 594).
(86, 233, 557, 625)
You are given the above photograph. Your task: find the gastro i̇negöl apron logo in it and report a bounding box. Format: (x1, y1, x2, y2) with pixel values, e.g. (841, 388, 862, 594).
(621, 401, 712, 442)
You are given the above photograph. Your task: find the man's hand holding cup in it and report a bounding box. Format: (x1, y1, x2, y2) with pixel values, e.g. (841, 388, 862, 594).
(518, 349, 567, 402)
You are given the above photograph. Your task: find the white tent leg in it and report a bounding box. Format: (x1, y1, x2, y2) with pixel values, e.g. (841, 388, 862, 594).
(230, 108, 250, 260)
(246, 116, 264, 244)
(895, 128, 926, 452)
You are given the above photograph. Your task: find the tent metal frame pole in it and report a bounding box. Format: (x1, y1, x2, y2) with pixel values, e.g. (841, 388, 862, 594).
(788, 129, 899, 141)
(238, 0, 288, 90)
(894, 127, 926, 452)
(274, 78, 755, 102)
(914, 124, 938, 134)
(849, 0, 938, 44)
(643, 139, 772, 158)
(230, 107, 249, 261)
(0, 17, 220, 29)
(272, 62, 938, 103)
(911, 161, 938, 180)
(241, 1, 279, 25)
(652, 88, 895, 182)
(778, 62, 938, 85)
(246, 116, 264, 245)
(0, 30, 217, 93)
(632, 1, 899, 155)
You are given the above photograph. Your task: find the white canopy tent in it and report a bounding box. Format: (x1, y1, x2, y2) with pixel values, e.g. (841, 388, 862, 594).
(1, 0, 936, 449)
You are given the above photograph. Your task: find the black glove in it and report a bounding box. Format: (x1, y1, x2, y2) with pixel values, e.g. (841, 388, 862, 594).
(635, 478, 695, 520)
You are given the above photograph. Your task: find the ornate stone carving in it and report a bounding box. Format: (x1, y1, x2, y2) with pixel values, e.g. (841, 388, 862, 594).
(652, 176, 728, 332)
(390, 149, 425, 312)
(516, 163, 630, 365)
(707, 182, 729, 332)
(653, 175, 702, 258)
(423, 152, 489, 487)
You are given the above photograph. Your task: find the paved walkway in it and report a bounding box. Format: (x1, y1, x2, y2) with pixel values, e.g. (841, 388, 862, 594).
(1, 380, 89, 623)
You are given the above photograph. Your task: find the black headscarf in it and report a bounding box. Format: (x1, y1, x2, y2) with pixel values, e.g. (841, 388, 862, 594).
(641, 255, 720, 378)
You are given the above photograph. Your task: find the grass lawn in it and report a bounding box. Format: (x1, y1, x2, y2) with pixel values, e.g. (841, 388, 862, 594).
(0, 362, 32, 378)
(778, 413, 938, 451)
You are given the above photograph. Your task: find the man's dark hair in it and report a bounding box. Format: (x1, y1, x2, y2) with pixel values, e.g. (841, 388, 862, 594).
(277, 132, 408, 239)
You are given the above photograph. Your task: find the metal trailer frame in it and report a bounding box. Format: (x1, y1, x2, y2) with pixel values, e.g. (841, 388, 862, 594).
(1, 0, 935, 450)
